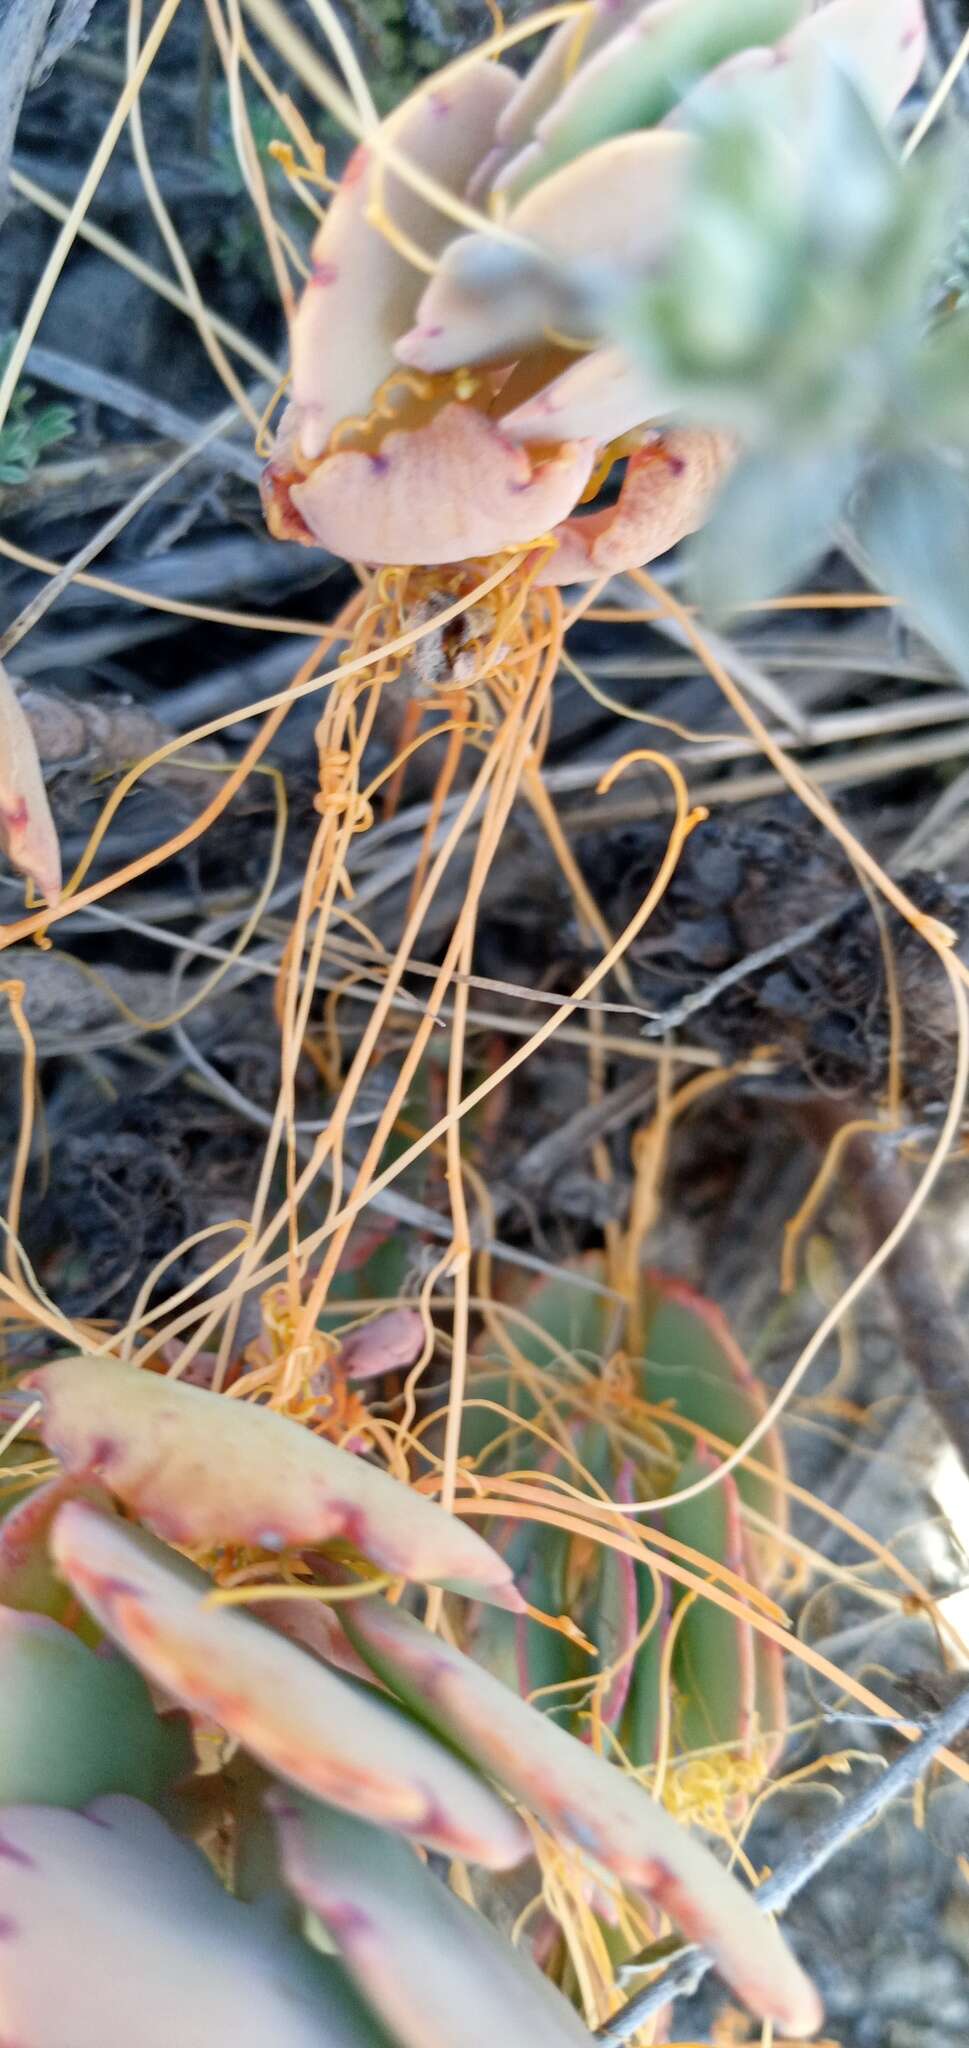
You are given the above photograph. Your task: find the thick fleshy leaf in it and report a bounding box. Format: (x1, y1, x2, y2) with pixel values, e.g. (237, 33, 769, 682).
(0, 659, 61, 901)
(342, 1595, 822, 2034)
(539, 428, 736, 583)
(665, 1448, 755, 1755)
(622, 1569, 669, 1770)
(50, 1503, 529, 1870)
(397, 131, 693, 373)
(0, 1794, 389, 2048)
(0, 1607, 191, 1808)
(272, 1793, 597, 2048)
(468, 1258, 785, 1534)
(276, 401, 594, 567)
(636, 1270, 787, 1533)
(0, 1473, 110, 1623)
(688, 444, 858, 616)
(24, 1356, 521, 1607)
(493, 0, 643, 155)
(852, 451, 969, 686)
(783, 0, 926, 124)
(593, 1460, 641, 1730)
(338, 1308, 425, 1381)
(289, 59, 517, 460)
(497, 0, 804, 201)
(498, 342, 674, 447)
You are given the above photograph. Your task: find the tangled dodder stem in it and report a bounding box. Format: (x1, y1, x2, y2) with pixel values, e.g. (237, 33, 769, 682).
(596, 1677, 969, 2043)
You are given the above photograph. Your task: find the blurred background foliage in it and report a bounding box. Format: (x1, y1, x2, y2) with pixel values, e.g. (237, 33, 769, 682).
(603, 50, 969, 653)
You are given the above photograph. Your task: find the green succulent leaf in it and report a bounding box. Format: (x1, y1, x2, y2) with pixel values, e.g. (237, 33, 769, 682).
(665, 1450, 755, 1754)
(621, 1566, 668, 1771)
(0, 1606, 191, 1809)
(688, 443, 858, 615)
(637, 1272, 786, 1528)
(908, 309, 969, 446)
(0, 1794, 388, 2048)
(852, 450, 969, 683)
(272, 1793, 597, 2048)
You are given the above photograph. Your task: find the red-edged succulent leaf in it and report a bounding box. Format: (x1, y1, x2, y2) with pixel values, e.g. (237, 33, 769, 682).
(256, 1594, 379, 1686)
(271, 399, 594, 567)
(664, 1446, 756, 1757)
(470, 1257, 785, 1535)
(0, 660, 61, 901)
(0, 1606, 191, 1809)
(593, 1460, 642, 1732)
(24, 1356, 521, 1607)
(0, 1472, 110, 1623)
(621, 1567, 669, 1772)
(49, 1503, 529, 1871)
(0, 1794, 389, 2047)
(341, 1595, 821, 2034)
(288, 58, 517, 460)
(636, 1269, 787, 1540)
(272, 1792, 598, 2048)
(540, 429, 736, 583)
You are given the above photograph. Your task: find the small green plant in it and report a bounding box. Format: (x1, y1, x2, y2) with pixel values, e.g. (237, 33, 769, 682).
(0, 335, 73, 484)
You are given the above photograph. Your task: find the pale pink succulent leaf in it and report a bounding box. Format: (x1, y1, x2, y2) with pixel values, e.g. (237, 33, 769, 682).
(538, 428, 736, 583)
(0, 1794, 390, 2048)
(783, 0, 926, 123)
(496, 0, 804, 201)
(0, 1605, 191, 1809)
(493, 0, 644, 155)
(341, 1594, 822, 2036)
(284, 401, 594, 566)
(497, 342, 676, 447)
(397, 131, 693, 374)
(24, 1356, 521, 1607)
(272, 1792, 599, 2048)
(0, 659, 61, 901)
(49, 1503, 529, 1870)
(338, 1308, 425, 1381)
(289, 59, 517, 461)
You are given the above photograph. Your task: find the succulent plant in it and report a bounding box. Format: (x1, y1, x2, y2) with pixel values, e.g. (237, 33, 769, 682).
(460, 1262, 787, 1827)
(0, 333, 73, 486)
(0, 1349, 821, 2042)
(261, 0, 925, 580)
